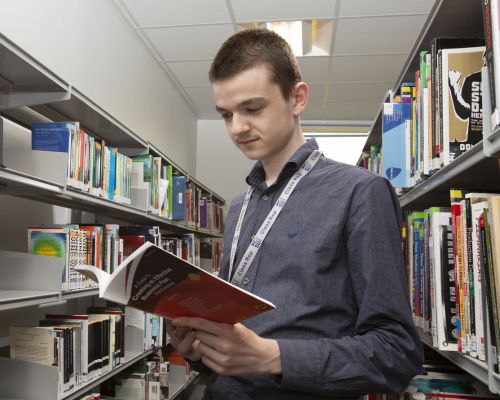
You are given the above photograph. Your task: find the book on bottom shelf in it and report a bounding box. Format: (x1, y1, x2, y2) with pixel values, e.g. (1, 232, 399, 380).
(76, 241, 275, 324)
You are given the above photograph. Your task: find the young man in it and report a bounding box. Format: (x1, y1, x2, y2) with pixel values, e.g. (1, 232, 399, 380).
(169, 29, 423, 399)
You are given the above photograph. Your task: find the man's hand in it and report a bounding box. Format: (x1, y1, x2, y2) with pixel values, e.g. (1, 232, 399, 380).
(172, 317, 282, 376)
(165, 320, 202, 362)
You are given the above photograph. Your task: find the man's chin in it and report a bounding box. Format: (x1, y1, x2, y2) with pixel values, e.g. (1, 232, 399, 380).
(238, 148, 261, 161)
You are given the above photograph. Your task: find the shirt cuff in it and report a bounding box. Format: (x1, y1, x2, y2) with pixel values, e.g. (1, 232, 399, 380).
(276, 338, 321, 390)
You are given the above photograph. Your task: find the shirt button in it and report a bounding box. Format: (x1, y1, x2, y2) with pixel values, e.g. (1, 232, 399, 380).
(262, 194, 269, 200)
(243, 277, 250, 285)
(251, 235, 255, 239)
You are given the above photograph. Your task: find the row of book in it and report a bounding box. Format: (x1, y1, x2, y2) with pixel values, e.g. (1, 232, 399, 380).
(29, 121, 224, 232)
(96, 349, 195, 400)
(10, 307, 125, 395)
(368, 370, 496, 400)
(32, 122, 133, 204)
(28, 224, 223, 293)
(9, 306, 168, 398)
(162, 234, 222, 274)
(360, 145, 382, 176)
(381, 38, 485, 190)
(404, 190, 500, 368)
(367, 345, 499, 400)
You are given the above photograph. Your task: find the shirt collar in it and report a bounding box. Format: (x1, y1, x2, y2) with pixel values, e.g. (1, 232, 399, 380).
(245, 138, 319, 187)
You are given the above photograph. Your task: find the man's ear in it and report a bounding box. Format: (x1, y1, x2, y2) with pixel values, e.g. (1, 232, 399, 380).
(292, 82, 309, 117)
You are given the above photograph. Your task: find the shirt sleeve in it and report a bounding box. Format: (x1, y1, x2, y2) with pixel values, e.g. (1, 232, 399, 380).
(276, 176, 424, 396)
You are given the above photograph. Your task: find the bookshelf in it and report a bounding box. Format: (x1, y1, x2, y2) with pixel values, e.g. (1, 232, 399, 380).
(0, 348, 158, 400)
(358, 0, 500, 394)
(0, 31, 222, 399)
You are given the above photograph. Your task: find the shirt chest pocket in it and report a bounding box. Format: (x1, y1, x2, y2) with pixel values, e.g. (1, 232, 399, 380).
(259, 211, 345, 274)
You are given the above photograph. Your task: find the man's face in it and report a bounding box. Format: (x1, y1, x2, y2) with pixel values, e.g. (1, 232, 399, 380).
(213, 64, 299, 163)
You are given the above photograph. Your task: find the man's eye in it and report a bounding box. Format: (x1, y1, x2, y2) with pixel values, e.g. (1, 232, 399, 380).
(246, 108, 262, 114)
(221, 112, 233, 120)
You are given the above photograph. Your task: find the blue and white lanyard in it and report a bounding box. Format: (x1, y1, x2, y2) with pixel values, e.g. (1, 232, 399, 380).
(229, 150, 322, 286)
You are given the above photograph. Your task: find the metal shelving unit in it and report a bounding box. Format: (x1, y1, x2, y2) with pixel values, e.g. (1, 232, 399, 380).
(418, 330, 490, 385)
(0, 33, 70, 110)
(399, 141, 500, 210)
(0, 29, 220, 400)
(61, 348, 158, 400)
(354, 0, 500, 394)
(359, 0, 484, 153)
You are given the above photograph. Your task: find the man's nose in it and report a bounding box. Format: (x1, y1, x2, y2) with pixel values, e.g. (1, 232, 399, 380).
(231, 113, 250, 135)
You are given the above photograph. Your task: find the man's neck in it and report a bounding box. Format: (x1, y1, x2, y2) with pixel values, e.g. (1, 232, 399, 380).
(262, 135, 306, 187)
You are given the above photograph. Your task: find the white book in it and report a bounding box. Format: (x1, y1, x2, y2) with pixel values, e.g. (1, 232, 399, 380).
(441, 46, 485, 166)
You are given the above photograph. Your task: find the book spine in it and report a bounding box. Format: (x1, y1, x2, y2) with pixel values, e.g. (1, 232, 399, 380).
(450, 189, 464, 352)
(480, 212, 500, 371)
(484, 0, 497, 120)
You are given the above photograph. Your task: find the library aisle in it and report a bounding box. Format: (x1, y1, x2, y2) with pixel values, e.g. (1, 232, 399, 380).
(1, 0, 500, 399)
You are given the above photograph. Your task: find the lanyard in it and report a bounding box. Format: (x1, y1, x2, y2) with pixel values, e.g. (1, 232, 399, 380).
(229, 149, 322, 286)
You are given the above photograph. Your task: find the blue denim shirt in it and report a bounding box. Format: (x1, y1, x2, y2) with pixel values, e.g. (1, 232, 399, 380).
(197, 139, 423, 400)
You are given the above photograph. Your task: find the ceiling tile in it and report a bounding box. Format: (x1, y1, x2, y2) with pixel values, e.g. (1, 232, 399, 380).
(338, 0, 436, 17)
(297, 56, 330, 84)
(332, 15, 427, 55)
(231, 0, 339, 23)
(329, 54, 408, 83)
(321, 102, 381, 121)
(327, 82, 392, 103)
(166, 60, 212, 87)
(144, 24, 235, 61)
(185, 86, 216, 107)
(121, 0, 231, 27)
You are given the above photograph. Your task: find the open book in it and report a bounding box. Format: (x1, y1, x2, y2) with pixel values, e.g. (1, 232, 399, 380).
(76, 241, 275, 324)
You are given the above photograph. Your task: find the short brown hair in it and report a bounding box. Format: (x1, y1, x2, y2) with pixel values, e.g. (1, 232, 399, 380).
(209, 28, 302, 100)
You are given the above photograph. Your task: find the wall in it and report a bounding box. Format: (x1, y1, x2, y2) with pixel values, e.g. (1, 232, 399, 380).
(0, 0, 197, 174)
(196, 120, 254, 207)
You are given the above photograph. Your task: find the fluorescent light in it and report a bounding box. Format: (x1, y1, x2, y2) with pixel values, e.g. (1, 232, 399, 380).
(266, 21, 304, 56)
(239, 20, 333, 57)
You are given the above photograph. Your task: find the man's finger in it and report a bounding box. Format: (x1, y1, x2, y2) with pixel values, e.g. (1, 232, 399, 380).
(173, 317, 230, 335)
(195, 329, 222, 349)
(197, 340, 226, 364)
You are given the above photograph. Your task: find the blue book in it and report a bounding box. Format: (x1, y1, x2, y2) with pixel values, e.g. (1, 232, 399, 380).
(171, 175, 186, 221)
(108, 147, 117, 201)
(31, 122, 71, 152)
(382, 102, 412, 188)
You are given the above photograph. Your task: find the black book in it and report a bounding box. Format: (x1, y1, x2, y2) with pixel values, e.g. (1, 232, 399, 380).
(480, 212, 500, 371)
(440, 224, 458, 345)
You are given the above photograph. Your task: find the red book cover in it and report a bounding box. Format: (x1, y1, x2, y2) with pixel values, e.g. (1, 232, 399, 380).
(122, 235, 145, 258)
(76, 242, 275, 324)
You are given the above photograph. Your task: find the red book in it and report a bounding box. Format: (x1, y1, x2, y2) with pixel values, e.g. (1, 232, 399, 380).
(122, 235, 145, 258)
(76, 242, 275, 324)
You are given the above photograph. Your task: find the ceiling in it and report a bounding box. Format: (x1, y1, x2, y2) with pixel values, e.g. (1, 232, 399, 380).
(114, 0, 436, 127)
